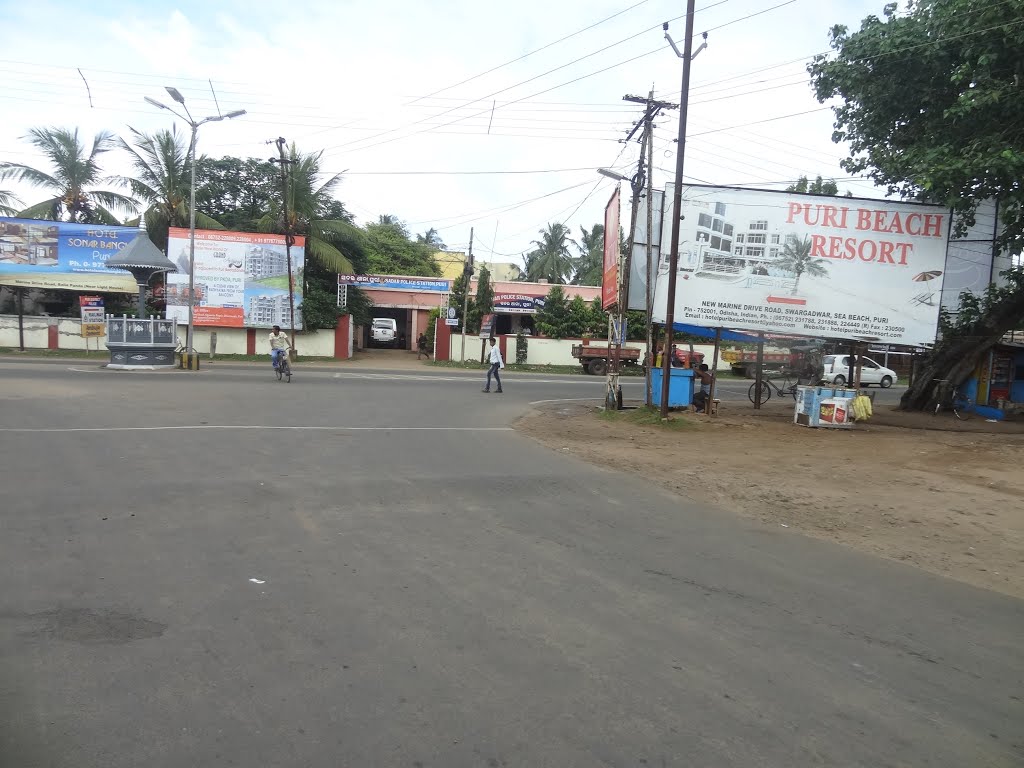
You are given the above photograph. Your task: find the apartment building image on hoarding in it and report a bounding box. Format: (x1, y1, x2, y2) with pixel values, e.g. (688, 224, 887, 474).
(247, 293, 292, 327)
(673, 199, 788, 277)
(245, 245, 290, 281)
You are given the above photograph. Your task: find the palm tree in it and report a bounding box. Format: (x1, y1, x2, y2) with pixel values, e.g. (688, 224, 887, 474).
(0, 127, 136, 223)
(257, 145, 364, 273)
(417, 227, 446, 250)
(526, 222, 576, 284)
(114, 126, 225, 253)
(775, 235, 829, 294)
(572, 223, 604, 285)
(0, 190, 22, 217)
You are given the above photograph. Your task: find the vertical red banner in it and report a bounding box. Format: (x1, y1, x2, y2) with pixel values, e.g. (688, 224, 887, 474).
(602, 186, 621, 310)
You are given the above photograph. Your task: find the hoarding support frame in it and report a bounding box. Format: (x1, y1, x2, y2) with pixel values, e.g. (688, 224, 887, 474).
(17, 286, 25, 352)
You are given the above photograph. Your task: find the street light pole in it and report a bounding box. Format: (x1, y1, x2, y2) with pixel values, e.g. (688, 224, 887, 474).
(144, 90, 245, 361)
(660, 7, 707, 419)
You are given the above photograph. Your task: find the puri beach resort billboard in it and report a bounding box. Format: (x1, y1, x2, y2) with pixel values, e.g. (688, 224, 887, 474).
(651, 185, 951, 347)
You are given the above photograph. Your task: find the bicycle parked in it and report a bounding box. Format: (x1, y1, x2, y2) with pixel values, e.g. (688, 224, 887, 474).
(748, 372, 800, 404)
(931, 379, 971, 420)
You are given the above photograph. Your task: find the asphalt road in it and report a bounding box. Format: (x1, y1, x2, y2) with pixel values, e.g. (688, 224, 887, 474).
(0, 359, 1019, 768)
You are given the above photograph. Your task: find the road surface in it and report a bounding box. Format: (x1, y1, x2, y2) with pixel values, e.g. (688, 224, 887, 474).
(0, 359, 1019, 767)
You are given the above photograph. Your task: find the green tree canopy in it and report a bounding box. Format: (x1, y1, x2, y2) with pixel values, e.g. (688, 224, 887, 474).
(364, 215, 442, 276)
(256, 145, 364, 275)
(0, 189, 22, 217)
(195, 156, 280, 232)
(116, 126, 225, 253)
(0, 127, 136, 223)
(535, 284, 572, 338)
(808, 0, 1024, 248)
(785, 175, 851, 198)
(572, 224, 605, 285)
(809, 0, 1024, 410)
(526, 222, 576, 284)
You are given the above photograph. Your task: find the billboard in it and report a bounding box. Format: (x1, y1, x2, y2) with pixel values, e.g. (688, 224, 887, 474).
(337, 274, 451, 292)
(0, 217, 140, 292)
(652, 186, 951, 346)
(602, 186, 621, 310)
(166, 228, 305, 329)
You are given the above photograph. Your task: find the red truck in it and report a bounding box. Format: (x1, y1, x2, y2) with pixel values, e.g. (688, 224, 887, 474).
(571, 343, 642, 375)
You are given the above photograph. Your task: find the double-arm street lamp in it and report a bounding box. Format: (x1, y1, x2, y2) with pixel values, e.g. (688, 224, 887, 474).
(145, 87, 245, 358)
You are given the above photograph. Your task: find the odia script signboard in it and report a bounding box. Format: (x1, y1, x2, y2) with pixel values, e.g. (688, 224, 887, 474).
(652, 186, 950, 346)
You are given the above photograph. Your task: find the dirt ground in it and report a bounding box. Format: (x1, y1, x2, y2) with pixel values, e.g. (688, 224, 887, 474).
(516, 400, 1024, 600)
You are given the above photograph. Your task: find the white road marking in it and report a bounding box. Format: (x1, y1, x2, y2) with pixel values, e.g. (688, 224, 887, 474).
(2, 425, 515, 434)
(528, 397, 604, 406)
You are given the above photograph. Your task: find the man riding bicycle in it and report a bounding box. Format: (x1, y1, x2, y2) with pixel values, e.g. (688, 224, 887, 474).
(269, 325, 290, 370)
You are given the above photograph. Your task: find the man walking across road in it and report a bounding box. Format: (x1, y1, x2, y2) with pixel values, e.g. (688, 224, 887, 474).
(482, 337, 504, 393)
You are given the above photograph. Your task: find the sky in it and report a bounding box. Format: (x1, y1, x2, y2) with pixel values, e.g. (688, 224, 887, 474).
(0, 0, 888, 268)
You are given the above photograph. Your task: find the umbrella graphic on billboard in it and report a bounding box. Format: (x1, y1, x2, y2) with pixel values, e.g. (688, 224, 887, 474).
(911, 270, 943, 306)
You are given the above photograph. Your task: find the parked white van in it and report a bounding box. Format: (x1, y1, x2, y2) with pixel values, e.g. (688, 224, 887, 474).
(370, 318, 398, 348)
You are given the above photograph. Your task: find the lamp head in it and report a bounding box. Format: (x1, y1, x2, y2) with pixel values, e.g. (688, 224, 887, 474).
(165, 87, 186, 104)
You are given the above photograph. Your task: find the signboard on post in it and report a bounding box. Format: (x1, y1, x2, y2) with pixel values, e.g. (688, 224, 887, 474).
(652, 185, 951, 346)
(79, 295, 105, 337)
(445, 306, 459, 326)
(602, 187, 621, 310)
(165, 228, 305, 329)
(478, 313, 496, 338)
(493, 293, 546, 314)
(0, 217, 139, 292)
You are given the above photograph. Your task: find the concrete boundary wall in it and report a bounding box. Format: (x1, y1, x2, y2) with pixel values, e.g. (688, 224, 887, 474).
(0, 314, 353, 360)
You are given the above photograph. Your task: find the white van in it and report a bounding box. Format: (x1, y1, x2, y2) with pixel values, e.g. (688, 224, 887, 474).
(370, 318, 398, 348)
(821, 354, 898, 388)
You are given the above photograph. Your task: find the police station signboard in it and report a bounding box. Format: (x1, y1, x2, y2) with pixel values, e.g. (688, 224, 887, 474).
(652, 185, 951, 346)
(493, 293, 545, 314)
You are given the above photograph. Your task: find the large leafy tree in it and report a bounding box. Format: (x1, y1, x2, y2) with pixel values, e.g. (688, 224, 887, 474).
(195, 156, 280, 232)
(775, 236, 830, 295)
(785, 175, 852, 198)
(116, 126, 224, 253)
(0, 127, 136, 223)
(363, 215, 441, 276)
(808, 0, 1024, 410)
(572, 223, 604, 285)
(535, 285, 573, 338)
(526, 222, 575, 284)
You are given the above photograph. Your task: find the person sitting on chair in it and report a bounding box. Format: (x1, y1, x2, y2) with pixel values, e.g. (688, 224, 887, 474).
(692, 363, 713, 412)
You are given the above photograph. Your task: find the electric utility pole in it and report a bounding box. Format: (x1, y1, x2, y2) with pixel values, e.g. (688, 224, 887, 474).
(270, 137, 298, 357)
(660, 6, 708, 419)
(623, 92, 677, 407)
(461, 227, 474, 363)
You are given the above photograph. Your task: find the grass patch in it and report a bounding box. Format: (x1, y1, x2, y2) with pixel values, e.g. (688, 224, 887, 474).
(0, 347, 103, 358)
(598, 405, 695, 430)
